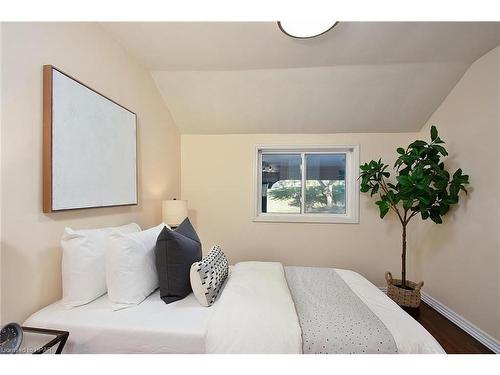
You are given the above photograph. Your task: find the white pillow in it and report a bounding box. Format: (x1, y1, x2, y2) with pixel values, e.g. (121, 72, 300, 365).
(190, 245, 229, 307)
(106, 223, 166, 310)
(61, 222, 141, 308)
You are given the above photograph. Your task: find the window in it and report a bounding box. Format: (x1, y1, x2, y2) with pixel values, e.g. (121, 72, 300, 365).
(255, 145, 359, 223)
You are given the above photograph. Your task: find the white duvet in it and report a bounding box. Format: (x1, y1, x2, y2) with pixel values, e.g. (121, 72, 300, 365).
(206, 262, 444, 354)
(205, 261, 302, 354)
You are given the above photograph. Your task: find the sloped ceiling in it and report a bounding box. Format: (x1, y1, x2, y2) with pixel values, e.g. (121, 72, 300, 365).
(102, 22, 500, 134)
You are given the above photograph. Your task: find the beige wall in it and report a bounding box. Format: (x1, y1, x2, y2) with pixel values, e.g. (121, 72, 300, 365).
(181, 45, 500, 341)
(181, 133, 420, 287)
(415, 45, 500, 339)
(0, 23, 181, 324)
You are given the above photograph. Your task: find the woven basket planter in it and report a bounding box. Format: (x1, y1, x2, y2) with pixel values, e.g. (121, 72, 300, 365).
(385, 271, 424, 308)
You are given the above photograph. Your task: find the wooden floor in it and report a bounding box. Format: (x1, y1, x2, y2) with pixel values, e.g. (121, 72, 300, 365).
(405, 302, 493, 354)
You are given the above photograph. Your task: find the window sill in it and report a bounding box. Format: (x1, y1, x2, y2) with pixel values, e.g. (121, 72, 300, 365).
(253, 214, 359, 224)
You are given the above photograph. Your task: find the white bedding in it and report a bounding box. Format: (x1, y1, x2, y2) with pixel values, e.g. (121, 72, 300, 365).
(206, 263, 444, 354)
(336, 269, 445, 354)
(205, 261, 302, 354)
(23, 290, 212, 354)
(24, 262, 444, 354)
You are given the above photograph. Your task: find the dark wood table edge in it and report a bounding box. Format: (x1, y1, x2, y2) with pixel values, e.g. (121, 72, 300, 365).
(21, 326, 69, 354)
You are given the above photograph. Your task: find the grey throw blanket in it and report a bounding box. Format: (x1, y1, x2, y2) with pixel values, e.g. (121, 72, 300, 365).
(285, 266, 398, 354)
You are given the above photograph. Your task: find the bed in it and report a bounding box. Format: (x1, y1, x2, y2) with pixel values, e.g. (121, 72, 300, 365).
(23, 291, 210, 353)
(24, 262, 445, 354)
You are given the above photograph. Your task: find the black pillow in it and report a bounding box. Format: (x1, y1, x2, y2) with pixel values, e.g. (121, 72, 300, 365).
(155, 218, 202, 304)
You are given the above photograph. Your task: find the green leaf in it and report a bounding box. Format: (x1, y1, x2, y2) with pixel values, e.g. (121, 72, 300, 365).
(439, 203, 450, 215)
(375, 200, 390, 219)
(418, 196, 430, 205)
(397, 175, 411, 186)
(370, 184, 379, 197)
(434, 137, 445, 144)
(360, 184, 370, 193)
(397, 147, 405, 155)
(430, 126, 438, 141)
(429, 211, 443, 224)
(445, 196, 459, 204)
(409, 140, 427, 148)
(433, 145, 448, 156)
(453, 168, 462, 179)
(399, 166, 411, 175)
(403, 200, 414, 210)
(413, 166, 424, 180)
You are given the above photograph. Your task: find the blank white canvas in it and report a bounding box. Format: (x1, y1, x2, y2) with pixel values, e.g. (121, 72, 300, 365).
(52, 69, 137, 210)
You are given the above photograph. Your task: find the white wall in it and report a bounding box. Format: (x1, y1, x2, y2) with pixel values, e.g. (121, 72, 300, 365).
(415, 45, 500, 340)
(0, 23, 181, 324)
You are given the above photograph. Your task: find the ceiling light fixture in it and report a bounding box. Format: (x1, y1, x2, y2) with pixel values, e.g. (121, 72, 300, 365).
(277, 21, 339, 39)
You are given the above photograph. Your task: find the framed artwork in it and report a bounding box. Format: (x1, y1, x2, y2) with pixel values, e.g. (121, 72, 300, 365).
(43, 65, 138, 212)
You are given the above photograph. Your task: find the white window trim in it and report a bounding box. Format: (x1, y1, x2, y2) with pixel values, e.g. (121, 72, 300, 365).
(253, 144, 360, 224)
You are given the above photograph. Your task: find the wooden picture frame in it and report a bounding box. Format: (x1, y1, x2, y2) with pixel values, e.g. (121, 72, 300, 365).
(43, 65, 138, 213)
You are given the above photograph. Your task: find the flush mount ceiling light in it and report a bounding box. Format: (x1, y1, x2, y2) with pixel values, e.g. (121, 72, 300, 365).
(277, 20, 339, 39)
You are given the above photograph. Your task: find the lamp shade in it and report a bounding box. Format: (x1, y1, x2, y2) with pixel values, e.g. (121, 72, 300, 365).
(162, 199, 188, 227)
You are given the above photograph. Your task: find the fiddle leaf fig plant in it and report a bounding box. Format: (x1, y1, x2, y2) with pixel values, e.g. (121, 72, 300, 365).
(359, 126, 469, 288)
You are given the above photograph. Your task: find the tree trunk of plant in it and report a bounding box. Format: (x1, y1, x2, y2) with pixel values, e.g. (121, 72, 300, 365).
(322, 182, 334, 208)
(401, 223, 407, 288)
(326, 192, 333, 208)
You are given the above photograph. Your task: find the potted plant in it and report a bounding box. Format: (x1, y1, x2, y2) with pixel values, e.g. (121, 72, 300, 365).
(359, 126, 469, 308)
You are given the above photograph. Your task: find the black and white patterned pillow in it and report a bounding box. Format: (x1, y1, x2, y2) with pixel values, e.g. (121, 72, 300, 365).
(190, 245, 229, 307)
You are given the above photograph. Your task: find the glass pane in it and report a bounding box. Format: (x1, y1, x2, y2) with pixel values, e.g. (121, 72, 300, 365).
(261, 154, 301, 213)
(305, 154, 346, 214)
(17, 331, 58, 354)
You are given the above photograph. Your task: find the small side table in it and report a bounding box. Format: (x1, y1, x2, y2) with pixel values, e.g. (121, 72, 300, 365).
(18, 327, 69, 354)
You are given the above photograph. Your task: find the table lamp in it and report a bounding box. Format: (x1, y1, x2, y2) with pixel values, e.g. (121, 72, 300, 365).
(162, 199, 188, 229)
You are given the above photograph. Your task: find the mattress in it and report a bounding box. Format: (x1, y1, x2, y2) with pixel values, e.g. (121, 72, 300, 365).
(23, 290, 212, 354)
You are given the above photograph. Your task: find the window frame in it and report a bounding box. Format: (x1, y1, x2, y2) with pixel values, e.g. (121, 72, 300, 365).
(253, 145, 360, 224)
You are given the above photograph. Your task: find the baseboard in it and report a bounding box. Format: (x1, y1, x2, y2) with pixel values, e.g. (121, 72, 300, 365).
(421, 292, 499, 354)
(378, 287, 499, 353)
